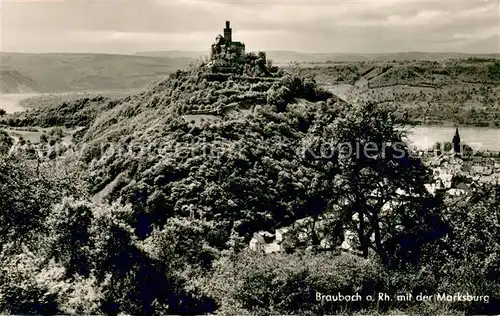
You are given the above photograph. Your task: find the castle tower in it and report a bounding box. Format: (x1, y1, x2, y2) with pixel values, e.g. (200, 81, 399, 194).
(224, 21, 232, 44)
(452, 127, 461, 155)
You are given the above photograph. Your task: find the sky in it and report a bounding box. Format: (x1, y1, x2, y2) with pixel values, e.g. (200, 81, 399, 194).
(0, 0, 499, 54)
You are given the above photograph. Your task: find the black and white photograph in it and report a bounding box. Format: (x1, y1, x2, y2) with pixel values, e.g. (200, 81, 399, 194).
(0, 0, 499, 314)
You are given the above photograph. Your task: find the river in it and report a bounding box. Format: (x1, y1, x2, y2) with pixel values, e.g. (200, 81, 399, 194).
(0, 93, 39, 113)
(0, 90, 127, 114)
(1, 93, 499, 151)
(407, 126, 500, 152)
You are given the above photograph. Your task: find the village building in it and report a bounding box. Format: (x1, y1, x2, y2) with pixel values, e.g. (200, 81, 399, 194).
(249, 216, 348, 254)
(447, 187, 468, 197)
(249, 129, 498, 255)
(275, 227, 290, 243)
(425, 183, 438, 196)
(249, 231, 275, 252)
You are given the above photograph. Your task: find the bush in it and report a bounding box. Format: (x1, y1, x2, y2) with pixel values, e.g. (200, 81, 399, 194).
(202, 251, 384, 315)
(0, 131, 13, 155)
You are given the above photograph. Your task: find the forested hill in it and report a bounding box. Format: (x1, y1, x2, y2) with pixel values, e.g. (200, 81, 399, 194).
(3, 54, 339, 238)
(291, 58, 500, 127)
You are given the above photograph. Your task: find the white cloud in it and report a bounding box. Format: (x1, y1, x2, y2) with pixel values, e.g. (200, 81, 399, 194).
(71, 30, 211, 43)
(453, 25, 500, 41)
(1, 0, 498, 53)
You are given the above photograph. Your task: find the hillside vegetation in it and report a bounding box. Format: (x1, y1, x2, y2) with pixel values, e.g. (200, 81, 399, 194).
(0, 52, 499, 315)
(292, 58, 500, 127)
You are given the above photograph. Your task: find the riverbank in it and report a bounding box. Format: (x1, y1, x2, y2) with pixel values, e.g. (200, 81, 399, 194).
(0, 93, 39, 113)
(0, 89, 138, 114)
(410, 120, 499, 129)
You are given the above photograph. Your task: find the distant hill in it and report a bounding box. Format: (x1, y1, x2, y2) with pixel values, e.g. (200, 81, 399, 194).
(3, 51, 498, 94)
(134, 50, 209, 59)
(0, 69, 37, 93)
(457, 35, 500, 55)
(265, 51, 500, 64)
(292, 58, 500, 127)
(134, 50, 500, 64)
(0, 53, 196, 93)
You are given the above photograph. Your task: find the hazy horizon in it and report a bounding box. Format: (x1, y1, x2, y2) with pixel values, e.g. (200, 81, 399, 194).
(1, 0, 498, 55)
(1, 50, 499, 56)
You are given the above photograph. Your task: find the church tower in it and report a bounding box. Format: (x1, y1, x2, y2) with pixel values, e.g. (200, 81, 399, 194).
(224, 21, 232, 44)
(452, 127, 461, 155)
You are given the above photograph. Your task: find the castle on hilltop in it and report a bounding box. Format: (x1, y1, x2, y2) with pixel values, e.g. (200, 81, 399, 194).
(206, 21, 246, 74)
(200, 20, 281, 79)
(210, 21, 245, 60)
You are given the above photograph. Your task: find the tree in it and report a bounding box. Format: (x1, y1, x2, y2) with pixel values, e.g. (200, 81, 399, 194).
(459, 143, 474, 157)
(40, 133, 48, 144)
(0, 154, 89, 245)
(443, 141, 452, 152)
(304, 101, 446, 267)
(0, 109, 6, 117)
(418, 186, 500, 314)
(0, 131, 13, 155)
(50, 127, 64, 142)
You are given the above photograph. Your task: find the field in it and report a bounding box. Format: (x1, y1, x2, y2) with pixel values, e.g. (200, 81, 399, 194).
(17, 90, 139, 110)
(0, 125, 83, 146)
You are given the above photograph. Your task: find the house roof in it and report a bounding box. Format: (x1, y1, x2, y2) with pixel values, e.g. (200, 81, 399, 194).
(252, 231, 274, 243)
(252, 233, 265, 243)
(455, 182, 470, 191)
